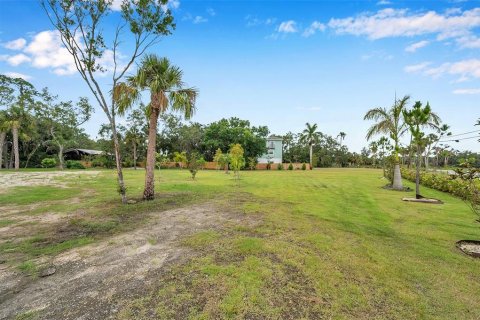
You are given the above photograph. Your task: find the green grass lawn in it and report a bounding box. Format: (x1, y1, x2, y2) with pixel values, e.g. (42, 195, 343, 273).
(2, 168, 480, 319)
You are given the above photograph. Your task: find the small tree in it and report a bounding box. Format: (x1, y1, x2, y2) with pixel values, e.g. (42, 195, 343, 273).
(404, 101, 440, 198)
(213, 148, 224, 170)
(187, 151, 205, 180)
(229, 144, 245, 180)
(248, 157, 258, 170)
(173, 151, 187, 168)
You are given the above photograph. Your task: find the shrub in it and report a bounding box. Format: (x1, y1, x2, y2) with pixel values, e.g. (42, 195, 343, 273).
(65, 160, 86, 169)
(41, 158, 56, 168)
(91, 156, 114, 168)
(301, 163, 307, 170)
(277, 163, 283, 170)
(288, 163, 294, 170)
(401, 168, 479, 201)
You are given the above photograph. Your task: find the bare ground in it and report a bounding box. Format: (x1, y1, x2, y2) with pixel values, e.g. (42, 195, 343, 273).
(0, 171, 100, 193)
(0, 202, 254, 320)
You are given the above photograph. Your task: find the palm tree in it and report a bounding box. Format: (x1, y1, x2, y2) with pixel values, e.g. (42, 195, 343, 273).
(404, 101, 441, 199)
(0, 110, 7, 169)
(369, 141, 378, 166)
(5, 105, 32, 170)
(337, 132, 346, 146)
(114, 55, 198, 200)
(364, 95, 410, 190)
(300, 122, 319, 170)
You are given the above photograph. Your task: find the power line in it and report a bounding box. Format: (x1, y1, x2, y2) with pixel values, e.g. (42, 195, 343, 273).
(446, 129, 480, 138)
(439, 135, 479, 143)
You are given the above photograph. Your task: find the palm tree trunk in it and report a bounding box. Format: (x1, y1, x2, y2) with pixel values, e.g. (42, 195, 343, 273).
(133, 142, 137, 170)
(143, 106, 159, 200)
(309, 144, 313, 170)
(415, 146, 421, 199)
(12, 126, 19, 170)
(0, 132, 5, 169)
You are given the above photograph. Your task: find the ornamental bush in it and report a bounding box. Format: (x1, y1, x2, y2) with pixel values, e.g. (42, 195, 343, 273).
(301, 163, 307, 170)
(65, 160, 86, 169)
(401, 168, 478, 200)
(288, 163, 294, 170)
(41, 158, 57, 168)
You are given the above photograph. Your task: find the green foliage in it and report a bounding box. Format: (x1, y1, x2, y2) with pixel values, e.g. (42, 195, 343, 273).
(277, 163, 283, 170)
(187, 152, 205, 180)
(65, 160, 86, 169)
(203, 117, 268, 161)
(229, 144, 245, 179)
(248, 157, 258, 170)
(401, 168, 479, 203)
(301, 163, 306, 170)
(41, 157, 56, 168)
(91, 156, 114, 169)
(173, 151, 187, 168)
(288, 163, 294, 170)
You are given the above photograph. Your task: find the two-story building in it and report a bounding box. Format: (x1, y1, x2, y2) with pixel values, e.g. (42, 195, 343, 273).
(257, 135, 283, 164)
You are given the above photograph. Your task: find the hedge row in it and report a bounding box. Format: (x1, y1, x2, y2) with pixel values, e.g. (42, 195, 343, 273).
(401, 168, 478, 200)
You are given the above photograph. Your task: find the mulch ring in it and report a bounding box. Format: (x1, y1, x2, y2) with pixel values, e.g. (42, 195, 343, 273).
(456, 240, 480, 258)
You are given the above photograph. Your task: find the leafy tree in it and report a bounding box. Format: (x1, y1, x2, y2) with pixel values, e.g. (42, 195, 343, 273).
(213, 148, 224, 170)
(173, 151, 187, 168)
(186, 151, 204, 180)
(229, 144, 245, 180)
(300, 122, 319, 169)
(114, 55, 198, 200)
(364, 95, 410, 190)
(37, 89, 93, 169)
(43, 0, 175, 203)
(203, 118, 268, 161)
(0, 110, 7, 169)
(404, 101, 441, 198)
(125, 106, 147, 169)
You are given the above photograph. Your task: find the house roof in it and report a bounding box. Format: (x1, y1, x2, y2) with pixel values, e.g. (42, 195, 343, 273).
(64, 148, 105, 155)
(268, 135, 283, 141)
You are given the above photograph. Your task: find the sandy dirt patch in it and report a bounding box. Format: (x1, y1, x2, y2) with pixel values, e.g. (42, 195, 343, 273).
(0, 171, 100, 192)
(0, 202, 255, 320)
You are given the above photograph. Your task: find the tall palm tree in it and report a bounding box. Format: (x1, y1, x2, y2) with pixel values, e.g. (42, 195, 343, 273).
(364, 95, 410, 190)
(404, 101, 441, 199)
(5, 105, 31, 170)
(300, 122, 319, 169)
(0, 110, 7, 169)
(338, 132, 346, 145)
(114, 55, 198, 200)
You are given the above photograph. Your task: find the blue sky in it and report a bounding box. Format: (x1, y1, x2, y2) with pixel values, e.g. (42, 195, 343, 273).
(0, 0, 479, 152)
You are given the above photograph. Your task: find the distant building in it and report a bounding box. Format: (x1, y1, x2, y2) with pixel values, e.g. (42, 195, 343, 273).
(64, 148, 105, 160)
(258, 135, 283, 164)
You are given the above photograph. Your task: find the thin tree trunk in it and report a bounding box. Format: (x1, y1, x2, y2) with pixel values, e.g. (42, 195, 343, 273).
(111, 122, 127, 204)
(25, 143, 41, 168)
(0, 132, 5, 169)
(309, 144, 313, 170)
(416, 146, 421, 199)
(143, 106, 159, 200)
(58, 144, 64, 170)
(133, 142, 137, 170)
(12, 126, 19, 170)
(9, 143, 14, 169)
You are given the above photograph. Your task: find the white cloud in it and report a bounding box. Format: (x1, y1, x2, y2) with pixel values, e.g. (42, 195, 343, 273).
(3, 53, 31, 66)
(278, 20, 297, 33)
(453, 88, 480, 94)
(207, 8, 216, 16)
(4, 72, 32, 80)
(456, 34, 480, 48)
(377, 0, 392, 5)
(405, 40, 430, 52)
(111, 0, 180, 11)
(245, 15, 276, 27)
(1, 30, 117, 77)
(4, 38, 26, 50)
(404, 62, 431, 73)
(328, 8, 480, 42)
(405, 59, 480, 81)
(302, 21, 326, 37)
(193, 16, 208, 24)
